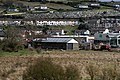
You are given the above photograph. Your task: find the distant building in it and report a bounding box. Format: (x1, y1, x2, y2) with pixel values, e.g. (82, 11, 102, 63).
(8, 8, 19, 12)
(40, 6, 48, 10)
(94, 33, 120, 48)
(88, 3, 100, 8)
(52, 35, 94, 43)
(0, 29, 6, 40)
(35, 19, 79, 26)
(47, 29, 66, 35)
(77, 4, 89, 9)
(0, 19, 79, 26)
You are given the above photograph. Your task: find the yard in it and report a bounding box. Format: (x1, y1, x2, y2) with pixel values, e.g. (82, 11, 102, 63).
(0, 50, 120, 79)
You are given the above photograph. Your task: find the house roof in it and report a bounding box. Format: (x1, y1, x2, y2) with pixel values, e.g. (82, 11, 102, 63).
(108, 33, 120, 38)
(0, 29, 5, 37)
(33, 38, 78, 43)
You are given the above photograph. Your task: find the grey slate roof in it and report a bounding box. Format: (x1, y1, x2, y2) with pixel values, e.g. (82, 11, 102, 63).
(34, 38, 73, 43)
(108, 33, 120, 38)
(0, 29, 5, 37)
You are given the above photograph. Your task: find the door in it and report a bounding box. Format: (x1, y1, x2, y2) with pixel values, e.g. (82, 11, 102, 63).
(67, 43, 73, 50)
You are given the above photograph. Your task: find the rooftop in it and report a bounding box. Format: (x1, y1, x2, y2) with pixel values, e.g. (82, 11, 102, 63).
(33, 37, 78, 43)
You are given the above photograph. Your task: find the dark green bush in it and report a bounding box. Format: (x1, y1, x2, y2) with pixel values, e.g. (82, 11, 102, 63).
(1, 39, 23, 52)
(23, 57, 79, 80)
(65, 65, 79, 80)
(1, 27, 24, 52)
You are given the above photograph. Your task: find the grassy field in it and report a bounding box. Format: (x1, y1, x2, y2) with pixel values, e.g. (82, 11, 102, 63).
(43, 3, 75, 10)
(15, 1, 75, 10)
(0, 50, 120, 79)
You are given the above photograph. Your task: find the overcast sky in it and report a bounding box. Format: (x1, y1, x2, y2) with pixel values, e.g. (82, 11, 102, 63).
(100, 0, 120, 2)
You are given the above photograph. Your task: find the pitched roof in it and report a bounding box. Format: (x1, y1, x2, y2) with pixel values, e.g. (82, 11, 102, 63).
(0, 29, 5, 37)
(108, 33, 120, 38)
(33, 38, 78, 43)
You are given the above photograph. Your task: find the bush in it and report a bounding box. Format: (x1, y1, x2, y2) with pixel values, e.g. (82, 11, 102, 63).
(1, 38, 23, 52)
(85, 63, 120, 80)
(99, 64, 120, 80)
(1, 27, 24, 52)
(85, 63, 99, 80)
(23, 57, 79, 80)
(65, 65, 79, 80)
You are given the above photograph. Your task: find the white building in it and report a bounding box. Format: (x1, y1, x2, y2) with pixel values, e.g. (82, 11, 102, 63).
(36, 19, 79, 26)
(52, 35, 94, 43)
(0, 19, 79, 26)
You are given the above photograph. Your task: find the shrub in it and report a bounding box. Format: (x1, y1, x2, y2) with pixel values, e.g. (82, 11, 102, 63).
(85, 63, 99, 80)
(99, 64, 120, 80)
(1, 27, 24, 52)
(1, 38, 23, 52)
(23, 57, 79, 80)
(65, 65, 79, 80)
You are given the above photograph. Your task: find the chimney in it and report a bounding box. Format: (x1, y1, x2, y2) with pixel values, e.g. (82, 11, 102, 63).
(61, 29, 65, 35)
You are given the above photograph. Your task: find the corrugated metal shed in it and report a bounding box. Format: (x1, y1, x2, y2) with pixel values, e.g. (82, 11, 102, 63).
(32, 37, 79, 50)
(33, 38, 78, 43)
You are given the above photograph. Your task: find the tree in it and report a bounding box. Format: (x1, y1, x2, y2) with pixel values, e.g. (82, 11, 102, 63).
(78, 23, 89, 30)
(1, 27, 24, 52)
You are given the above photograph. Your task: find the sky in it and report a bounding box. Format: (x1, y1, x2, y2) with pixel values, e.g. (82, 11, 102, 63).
(100, 0, 120, 2)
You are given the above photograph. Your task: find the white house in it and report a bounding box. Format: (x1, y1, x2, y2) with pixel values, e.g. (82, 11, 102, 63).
(40, 6, 48, 10)
(8, 8, 19, 12)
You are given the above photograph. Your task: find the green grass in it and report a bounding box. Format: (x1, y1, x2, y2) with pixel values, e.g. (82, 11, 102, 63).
(0, 49, 37, 56)
(16, 1, 41, 7)
(44, 3, 75, 10)
(4, 12, 26, 15)
(100, 6, 113, 9)
(14, 1, 75, 10)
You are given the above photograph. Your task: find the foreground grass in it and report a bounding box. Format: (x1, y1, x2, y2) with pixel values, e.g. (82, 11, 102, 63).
(0, 49, 119, 56)
(0, 49, 38, 56)
(0, 50, 120, 79)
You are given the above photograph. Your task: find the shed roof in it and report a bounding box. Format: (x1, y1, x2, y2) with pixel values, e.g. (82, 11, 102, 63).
(33, 38, 78, 43)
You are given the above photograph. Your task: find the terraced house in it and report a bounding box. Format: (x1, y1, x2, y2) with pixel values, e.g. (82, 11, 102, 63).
(0, 18, 79, 26)
(35, 19, 79, 26)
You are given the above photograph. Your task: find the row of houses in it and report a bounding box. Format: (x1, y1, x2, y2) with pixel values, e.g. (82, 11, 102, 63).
(87, 18, 120, 34)
(1, 17, 120, 35)
(76, 3, 100, 9)
(36, 20, 78, 26)
(0, 19, 79, 26)
(7, 6, 48, 13)
(1, 17, 120, 27)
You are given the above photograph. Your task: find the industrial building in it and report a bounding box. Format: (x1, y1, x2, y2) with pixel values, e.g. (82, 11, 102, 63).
(32, 38, 79, 50)
(94, 33, 120, 48)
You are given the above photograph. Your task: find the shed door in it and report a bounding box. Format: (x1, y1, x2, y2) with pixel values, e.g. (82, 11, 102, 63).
(68, 43, 73, 50)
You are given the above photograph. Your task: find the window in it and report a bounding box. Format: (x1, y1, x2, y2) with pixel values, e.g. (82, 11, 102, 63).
(110, 38, 117, 45)
(118, 39, 120, 45)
